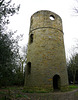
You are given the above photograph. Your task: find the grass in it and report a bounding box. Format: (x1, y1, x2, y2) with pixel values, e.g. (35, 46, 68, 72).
(0, 86, 31, 99)
(23, 90, 49, 93)
(60, 85, 78, 92)
(15, 93, 30, 99)
(23, 85, 78, 93)
(23, 87, 51, 93)
(69, 85, 78, 89)
(0, 91, 6, 95)
(0, 85, 78, 99)
(15, 94, 24, 98)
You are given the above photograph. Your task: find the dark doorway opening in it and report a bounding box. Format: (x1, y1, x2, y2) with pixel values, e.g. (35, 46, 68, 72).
(53, 75, 60, 91)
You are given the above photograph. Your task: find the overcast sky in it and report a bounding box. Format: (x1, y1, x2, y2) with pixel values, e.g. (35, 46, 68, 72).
(8, 0, 78, 58)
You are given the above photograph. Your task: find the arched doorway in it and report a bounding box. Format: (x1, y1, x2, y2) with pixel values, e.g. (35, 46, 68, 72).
(53, 75, 61, 91)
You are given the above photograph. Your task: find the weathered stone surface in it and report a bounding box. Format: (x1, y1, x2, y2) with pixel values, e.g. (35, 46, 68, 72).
(25, 10, 69, 92)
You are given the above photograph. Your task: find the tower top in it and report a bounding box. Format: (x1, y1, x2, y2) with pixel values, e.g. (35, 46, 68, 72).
(30, 10, 63, 32)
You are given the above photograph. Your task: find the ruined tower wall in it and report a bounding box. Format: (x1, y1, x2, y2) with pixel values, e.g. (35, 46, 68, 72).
(25, 10, 68, 91)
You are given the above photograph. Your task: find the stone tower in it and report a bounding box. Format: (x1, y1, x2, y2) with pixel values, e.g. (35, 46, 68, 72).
(25, 10, 68, 92)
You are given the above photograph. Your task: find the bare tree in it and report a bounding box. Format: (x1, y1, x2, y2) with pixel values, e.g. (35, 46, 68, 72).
(73, 0, 78, 14)
(19, 45, 28, 73)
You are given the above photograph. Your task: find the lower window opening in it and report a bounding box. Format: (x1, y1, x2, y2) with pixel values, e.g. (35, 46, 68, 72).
(27, 62, 31, 75)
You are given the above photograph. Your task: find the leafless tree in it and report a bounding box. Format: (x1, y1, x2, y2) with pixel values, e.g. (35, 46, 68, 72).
(73, 0, 78, 14)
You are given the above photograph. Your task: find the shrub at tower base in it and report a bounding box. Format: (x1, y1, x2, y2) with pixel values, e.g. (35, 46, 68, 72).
(24, 10, 69, 92)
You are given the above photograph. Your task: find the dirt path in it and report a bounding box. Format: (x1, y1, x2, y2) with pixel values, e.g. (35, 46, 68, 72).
(0, 87, 78, 100)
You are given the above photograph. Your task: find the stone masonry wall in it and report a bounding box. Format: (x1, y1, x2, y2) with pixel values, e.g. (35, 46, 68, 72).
(25, 10, 69, 92)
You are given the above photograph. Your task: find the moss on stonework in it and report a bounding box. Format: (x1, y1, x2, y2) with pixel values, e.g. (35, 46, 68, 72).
(24, 85, 70, 93)
(24, 86, 53, 93)
(60, 85, 69, 92)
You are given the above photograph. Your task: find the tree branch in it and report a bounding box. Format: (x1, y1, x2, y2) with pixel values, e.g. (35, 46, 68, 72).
(0, 0, 4, 6)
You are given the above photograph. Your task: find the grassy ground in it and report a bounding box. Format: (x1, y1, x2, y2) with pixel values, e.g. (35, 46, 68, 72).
(69, 85, 78, 90)
(0, 85, 78, 100)
(0, 86, 30, 100)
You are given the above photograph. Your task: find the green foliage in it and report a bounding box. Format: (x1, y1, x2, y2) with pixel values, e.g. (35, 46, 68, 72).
(0, 91, 6, 95)
(0, 0, 24, 87)
(0, 33, 17, 86)
(68, 85, 78, 91)
(69, 85, 78, 89)
(13, 71, 24, 86)
(0, 86, 31, 99)
(15, 94, 29, 98)
(23, 86, 52, 93)
(15, 94, 23, 98)
(67, 53, 78, 84)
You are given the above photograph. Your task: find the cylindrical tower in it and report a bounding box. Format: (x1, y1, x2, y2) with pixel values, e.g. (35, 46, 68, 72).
(25, 10, 68, 92)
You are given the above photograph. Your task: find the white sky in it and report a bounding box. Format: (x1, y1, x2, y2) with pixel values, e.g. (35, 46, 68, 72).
(8, 0, 78, 58)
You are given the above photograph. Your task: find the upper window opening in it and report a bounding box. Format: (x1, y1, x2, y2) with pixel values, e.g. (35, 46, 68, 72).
(30, 34, 33, 44)
(49, 15, 55, 20)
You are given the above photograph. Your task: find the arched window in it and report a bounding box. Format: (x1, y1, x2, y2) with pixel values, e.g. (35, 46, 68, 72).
(29, 34, 33, 44)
